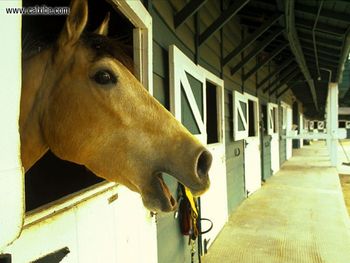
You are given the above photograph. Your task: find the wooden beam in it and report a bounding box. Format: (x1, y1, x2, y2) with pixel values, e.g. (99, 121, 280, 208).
(243, 42, 288, 81)
(295, 18, 346, 37)
(238, 7, 275, 20)
(297, 31, 343, 49)
(277, 86, 292, 98)
(269, 71, 300, 95)
(303, 50, 339, 64)
(301, 42, 341, 57)
(198, 0, 250, 46)
(295, 3, 350, 24)
(263, 64, 299, 93)
(222, 13, 283, 66)
(336, 28, 350, 82)
(285, 0, 318, 111)
(277, 80, 303, 98)
(304, 55, 339, 68)
(174, 0, 208, 28)
(257, 59, 294, 89)
(230, 27, 283, 75)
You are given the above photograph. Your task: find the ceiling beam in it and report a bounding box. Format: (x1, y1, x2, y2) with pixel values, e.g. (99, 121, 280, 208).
(297, 31, 343, 49)
(301, 42, 342, 58)
(222, 13, 283, 66)
(277, 87, 290, 98)
(300, 41, 341, 56)
(303, 50, 339, 64)
(263, 64, 299, 93)
(174, 0, 208, 28)
(269, 70, 300, 95)
(304, 56, 339, 68)
(295, 17, 346, 37)
(238, 7, 276, 20)
(285, 0, 318, 111)
(198, 0, 250, 46)
(230, 27, 284, 75)
(295, 3, 350, 24)
(277, 82, 297, 98)
(336, 29, 350, 82)
(257, 59, 294, 89)
(243, 42, 288, 81)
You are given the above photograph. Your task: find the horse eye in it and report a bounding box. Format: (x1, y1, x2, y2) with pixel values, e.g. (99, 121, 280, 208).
(93, 70, 117, 85)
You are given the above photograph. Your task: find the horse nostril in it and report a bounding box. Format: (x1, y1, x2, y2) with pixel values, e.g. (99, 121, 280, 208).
(196, 150, 212, 179)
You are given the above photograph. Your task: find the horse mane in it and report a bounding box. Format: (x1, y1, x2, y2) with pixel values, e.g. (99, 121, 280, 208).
(22, 33, 52, 60)
(23, 32, 134, 73)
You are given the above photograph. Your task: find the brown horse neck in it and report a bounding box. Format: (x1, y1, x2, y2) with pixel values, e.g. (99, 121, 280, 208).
(20, 49, 52, 171)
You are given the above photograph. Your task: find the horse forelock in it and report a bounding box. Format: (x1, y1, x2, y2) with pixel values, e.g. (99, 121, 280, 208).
(80, 33, 134, 74)
(23, 32, 134, 74)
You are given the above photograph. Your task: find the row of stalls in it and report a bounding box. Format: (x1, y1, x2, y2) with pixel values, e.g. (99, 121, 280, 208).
(0, 0, 324, 262)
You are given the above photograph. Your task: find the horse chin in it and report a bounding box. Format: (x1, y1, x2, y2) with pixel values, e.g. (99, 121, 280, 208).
(141, 174, 177, 213)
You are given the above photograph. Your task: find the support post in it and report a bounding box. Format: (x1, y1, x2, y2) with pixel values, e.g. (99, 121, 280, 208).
(327, 82, 338, 167)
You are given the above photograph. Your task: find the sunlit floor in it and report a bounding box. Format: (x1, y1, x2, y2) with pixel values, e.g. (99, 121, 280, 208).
(202, 141, 350, 263)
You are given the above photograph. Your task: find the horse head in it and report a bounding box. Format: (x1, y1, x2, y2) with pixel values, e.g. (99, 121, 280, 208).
(21, 0, 212, 212)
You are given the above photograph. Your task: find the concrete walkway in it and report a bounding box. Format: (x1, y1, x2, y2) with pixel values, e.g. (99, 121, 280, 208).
(202, 142, 350, 263)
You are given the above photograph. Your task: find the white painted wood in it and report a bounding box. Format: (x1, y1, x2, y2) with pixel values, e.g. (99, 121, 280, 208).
(24, 182, 115, 225)
(169, 48, 228, 249)
(233, 91, 248, 141)
(281, 102, 292, 160)
(201, 144, 227, 249)
(299, 114, 304, 147)
(5, 206, 80, 262)
(180, 69, 206, 134)
(111, 187, 158, 263)
(326, 88, 332, 155)
(318, 121, 325, 130)
(0, 0, 25, 250)
(169, 45, 207, 144)
(5, 185, 157, 263)
(313, 128, 319, 141)
(267, 103, 280, 174)
(200, 67, 227, 249)
(327, 83, 339, 167)
(112, 0, 153, 93)
(267, 103, 278, 135)
(281, 105, 287, 130)
(199, 65, 224, 144)
(309, 120, 314, 130)
(243, 93, 261, 195)
(283, 130, 346, 140)
(286, 107, 293, 159)
(304, 119, 309, 132)
(169, 46, 182, 126)
(3, 2, 159, 262)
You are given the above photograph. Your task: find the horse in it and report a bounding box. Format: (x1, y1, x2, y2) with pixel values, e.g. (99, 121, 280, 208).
(20, 0, 212, 212)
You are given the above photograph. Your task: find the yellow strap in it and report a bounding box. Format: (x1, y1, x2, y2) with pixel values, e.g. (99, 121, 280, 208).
(184, 187, 198, 217)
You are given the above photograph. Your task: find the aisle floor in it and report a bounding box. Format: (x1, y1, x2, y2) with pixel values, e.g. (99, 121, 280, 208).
(202, 142, 350, 263)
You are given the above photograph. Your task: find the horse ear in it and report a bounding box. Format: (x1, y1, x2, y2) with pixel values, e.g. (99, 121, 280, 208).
(57, 0, 88, 49)
(94, 12, 110, 36)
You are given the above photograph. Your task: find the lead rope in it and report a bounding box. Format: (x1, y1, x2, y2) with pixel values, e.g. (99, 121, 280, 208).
(185, 186, 198, 263)
(190, 238, 196, 263)
(178, 185, 213, 263)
